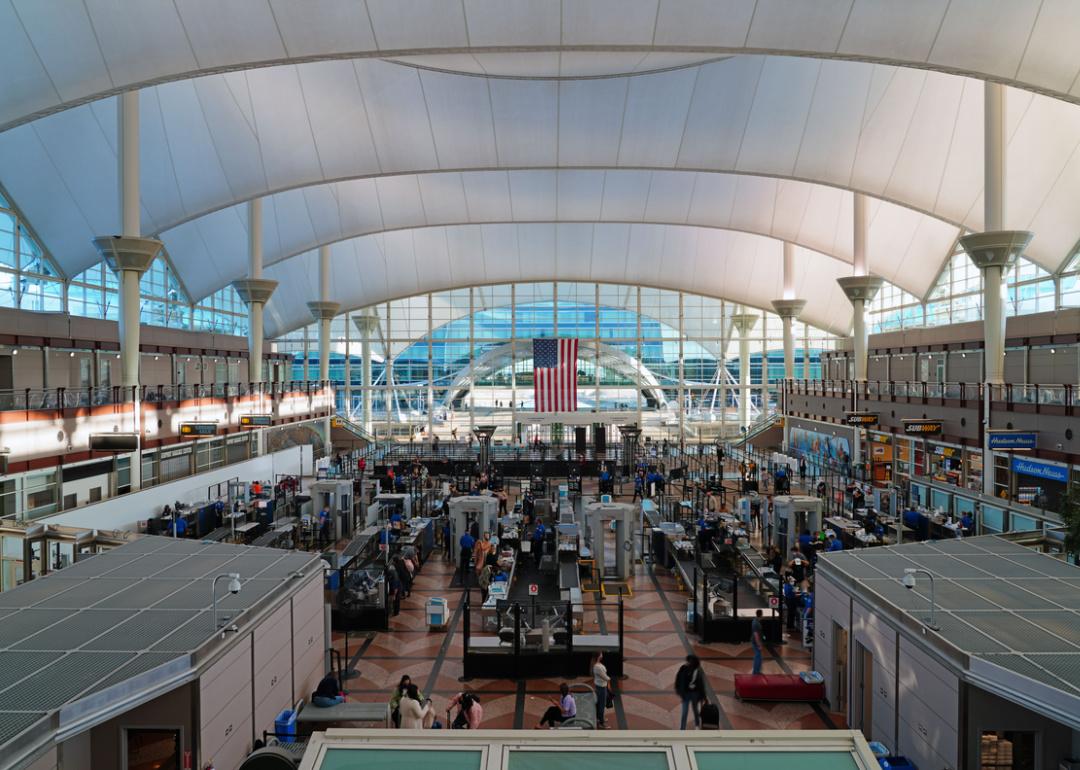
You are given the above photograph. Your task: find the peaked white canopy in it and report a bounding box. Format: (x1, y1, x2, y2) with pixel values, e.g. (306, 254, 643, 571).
(2, 5, 1080, 340)
(259, 223, 855, 338)
(5, 0, 1080, 132)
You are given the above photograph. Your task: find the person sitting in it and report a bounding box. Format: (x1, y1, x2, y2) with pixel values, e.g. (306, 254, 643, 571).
(826, 530, 843, 551)
(398, 683, 434, 729)
(537, 684, 576, 728)
(312, 673, 344, 707)
(389, 675, 428, 726)
(447, 692, 483, 729)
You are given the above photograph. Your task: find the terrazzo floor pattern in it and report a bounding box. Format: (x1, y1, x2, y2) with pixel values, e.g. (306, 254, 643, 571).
(330, 533, 843, 731)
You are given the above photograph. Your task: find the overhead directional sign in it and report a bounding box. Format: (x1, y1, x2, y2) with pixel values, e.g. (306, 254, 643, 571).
(239, 414, 273, 428)
(987, 431, 1037, 451)
(179, 421, 218, 437)
(844, 412, 879, 427)
(903, 419, 942, 436)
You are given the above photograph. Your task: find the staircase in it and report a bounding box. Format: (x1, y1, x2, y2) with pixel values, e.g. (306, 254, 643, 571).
(733, 412, 782, 448)
(331, 414, 377, 446)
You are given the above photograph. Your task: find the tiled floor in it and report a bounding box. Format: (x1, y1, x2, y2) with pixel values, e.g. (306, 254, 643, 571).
(329, 477, 845, 731)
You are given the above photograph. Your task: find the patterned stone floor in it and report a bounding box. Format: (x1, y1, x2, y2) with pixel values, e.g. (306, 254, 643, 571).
(329, 483, 845, 731)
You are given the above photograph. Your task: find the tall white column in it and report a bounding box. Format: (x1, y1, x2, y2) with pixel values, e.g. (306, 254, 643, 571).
(353, 310, 377, 435)
(93, 90, 163, 496)
(731, 312, 757, 430)
(838, 193, 883, 383)
(959, 81, 1033, 496)
(307, 245, 340, 384)
(232, 198, 277, 383)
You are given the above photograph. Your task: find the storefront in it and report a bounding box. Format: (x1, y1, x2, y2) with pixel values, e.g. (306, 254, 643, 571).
(1010, 456, 1070, 511)
(929, 442, 963, 487)
(867, 431, 893, 484)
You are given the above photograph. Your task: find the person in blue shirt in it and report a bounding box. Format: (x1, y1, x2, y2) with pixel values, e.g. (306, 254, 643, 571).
(443, 519, 453, 561)
(826, 531, 843, 551)
(782, 577, 798, 632)
(459, 529, 476, 577)
(389, 509, 403, 529)
(169, 515, 187, 537)
(532, 519, 546, 567)
(960, 511, 974, 533)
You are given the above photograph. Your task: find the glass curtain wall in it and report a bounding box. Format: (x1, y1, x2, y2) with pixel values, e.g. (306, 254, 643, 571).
(273, 282, 838, 441)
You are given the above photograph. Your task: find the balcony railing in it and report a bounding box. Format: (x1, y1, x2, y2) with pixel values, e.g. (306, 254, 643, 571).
(783, 379, 1077, 410)
(0, 380, 332, 412)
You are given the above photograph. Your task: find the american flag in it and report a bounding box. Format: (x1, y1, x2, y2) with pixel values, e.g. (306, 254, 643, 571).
(533, 338, 578, 412)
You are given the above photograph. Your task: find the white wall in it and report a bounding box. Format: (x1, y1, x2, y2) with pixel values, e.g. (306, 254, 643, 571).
(40, 445, 313, 533)
(852, 598, 899, 751)
(897, 640, 960, 770)
(817, 570, 962, 770)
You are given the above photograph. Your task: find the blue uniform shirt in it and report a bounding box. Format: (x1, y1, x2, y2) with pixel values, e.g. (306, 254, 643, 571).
(460, 532, 476, 550)
(828, 537, 843, 551)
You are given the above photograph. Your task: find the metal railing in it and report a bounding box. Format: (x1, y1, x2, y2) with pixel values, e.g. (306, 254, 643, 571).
(0, 380, 333, 412)
(783, 379, 1078, 410)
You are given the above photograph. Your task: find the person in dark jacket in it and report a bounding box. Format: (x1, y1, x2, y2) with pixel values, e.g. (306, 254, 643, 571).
(674, 654, 706, 729)
(312, 673, 343, 707)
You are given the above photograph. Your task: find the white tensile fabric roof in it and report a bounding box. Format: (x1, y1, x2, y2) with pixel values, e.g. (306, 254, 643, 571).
(2, 3, 1080, 337)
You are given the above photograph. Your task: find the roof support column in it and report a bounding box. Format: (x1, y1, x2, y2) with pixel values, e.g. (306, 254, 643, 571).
(731, 312, 758, 431)
(92, 90, 163, 496)
(353, 310, 378, 435)
(94, 91, 162, 391)
(308, 245, 340, 385)
(960, 81, 1033, 497)
(773, 243, 807, 451)
(232, 198, 277, 383)
(837, 193, 883, 383)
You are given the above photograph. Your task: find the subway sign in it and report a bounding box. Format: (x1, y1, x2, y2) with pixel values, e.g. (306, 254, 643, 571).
(239, 414, 273, 428)
(988, 431, 1038, 451)
(844, 412, 879, 427)
(179, 421, 218, 437)
(903, 419, 943, 436)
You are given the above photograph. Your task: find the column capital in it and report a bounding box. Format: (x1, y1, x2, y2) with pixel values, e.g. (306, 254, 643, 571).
(731, 313, 758, 335)
(307, 300, 341, 321)
(770, 298, 807, 319)
(352, 313, 379, 334)
(232, 278, 278, 305)
(93, 235, 162, 274)
(837, 275, 884, 303)
(959, 230, 1033, 271)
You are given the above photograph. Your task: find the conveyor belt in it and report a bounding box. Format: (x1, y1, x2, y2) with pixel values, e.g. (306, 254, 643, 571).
(559, 559, 580, 591)
(202, 526, 232, 543)
(509, 556, 559, 602)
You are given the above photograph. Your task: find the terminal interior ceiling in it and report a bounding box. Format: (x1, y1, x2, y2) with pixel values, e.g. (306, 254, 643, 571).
(4, 5, 1080, 770)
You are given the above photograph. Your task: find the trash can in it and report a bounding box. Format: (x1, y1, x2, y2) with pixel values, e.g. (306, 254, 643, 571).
(427, 597, 448, 629)
(274, 707, 298, 743)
